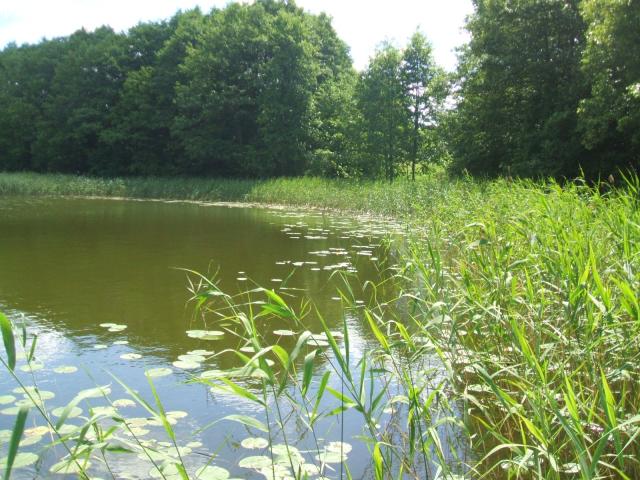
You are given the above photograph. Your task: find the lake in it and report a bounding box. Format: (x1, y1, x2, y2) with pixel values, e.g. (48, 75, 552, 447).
(1, 197, 449, 479)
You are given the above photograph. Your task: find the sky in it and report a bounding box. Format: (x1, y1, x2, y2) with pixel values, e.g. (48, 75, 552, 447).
(0, 0, 473, 71)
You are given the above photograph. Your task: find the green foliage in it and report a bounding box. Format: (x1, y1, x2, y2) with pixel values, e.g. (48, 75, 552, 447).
(401, 32, 447, 179)
(1, 0, 638, 179)
(448, 0, 589, 177)
(31, 27, 129, 174)
(578, 0, 640, 175)
(348, 32, 448, 181)
(0, 1, 357, 178)
(448, 0, 639, 178)
(100, 14, 194, 176)
(355, 43, 407, 180)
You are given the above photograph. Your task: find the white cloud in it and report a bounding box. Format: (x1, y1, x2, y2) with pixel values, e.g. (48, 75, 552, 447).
(0, 0, 472, 71)
(297, 0, 472, 71)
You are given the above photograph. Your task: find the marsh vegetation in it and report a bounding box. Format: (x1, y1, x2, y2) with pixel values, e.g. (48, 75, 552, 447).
(1, 174, 639, 478)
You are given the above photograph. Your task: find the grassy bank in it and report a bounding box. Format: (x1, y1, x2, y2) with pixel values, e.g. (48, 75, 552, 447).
(0, 171, 460, 217)
(2, 171, 639, 478)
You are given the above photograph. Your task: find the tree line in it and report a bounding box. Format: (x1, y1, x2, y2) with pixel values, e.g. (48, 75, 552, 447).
(0, 0, 638, 179)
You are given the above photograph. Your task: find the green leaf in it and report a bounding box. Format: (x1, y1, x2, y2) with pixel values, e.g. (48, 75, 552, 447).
(301, 349, 317, 396)
(373, 442, 383, 480)
(3, 406, 28, 480)
(0, 311, 16, 372)
(364, 310, 390, 351)
(214, 378, 264, 406)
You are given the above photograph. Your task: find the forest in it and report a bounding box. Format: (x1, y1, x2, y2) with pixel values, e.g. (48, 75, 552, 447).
(0, 0, 638, 179)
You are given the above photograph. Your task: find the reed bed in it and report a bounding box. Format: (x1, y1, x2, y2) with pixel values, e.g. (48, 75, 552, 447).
(0, 171, 451, 216)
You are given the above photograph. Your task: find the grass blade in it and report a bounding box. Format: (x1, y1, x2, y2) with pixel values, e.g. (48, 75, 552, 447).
(3, 406, 29, 480)
(0, 311, 16, 371)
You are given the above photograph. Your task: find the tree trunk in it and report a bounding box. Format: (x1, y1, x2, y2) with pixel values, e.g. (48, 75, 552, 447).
(411, 95, 419, 181)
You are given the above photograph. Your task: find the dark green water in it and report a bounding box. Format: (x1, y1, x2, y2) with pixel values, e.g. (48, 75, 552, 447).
(0, 197, 407, 479)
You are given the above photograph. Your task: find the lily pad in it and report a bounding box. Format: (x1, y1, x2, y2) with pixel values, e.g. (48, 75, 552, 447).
(300, 464, 320, 476)
(124, 427, 149, 437)
(113, 398, 136, 408)
(0, 406, 21, 415)
(166, 446, 192, 458)
(271, 444, 301, 457)
(50, 459, 92, 474)
(172, 360, 200, 370)
(25, 426, 50, 437)
(166, 410, 188, 419)
(326, 441, 352, 454)
(178, 354, 206, 363)
(146, 367, 173, 378)
(13, 386, 37, 395)
(186, 330, 225, 341)
(149, 463, 180, 479)
(0, 395, 16, 405)
(239, 456, 273, 469)
(189, 349, 214, 356)
(125, 417, 149, 427)
(315, 450, 347, 464)
(93, 344, 108, 349)
(14, 399, 38, 408)
(19, 361, 44, 372)
(52, 406, 82, 418)
(54, 366, 78, 374)
(120, 353, 142, 360)
(91, 406, 118, 416)
(19, 434, 42, 446)
(25, 390, 55, 401)
(273, 329, 295, 336)
(258, 465, 293, 480)
(195, 465, 230, 480)
(108, 325, 127, 332)
(241, 437, 269, 449)
(0, 452, 38, 469)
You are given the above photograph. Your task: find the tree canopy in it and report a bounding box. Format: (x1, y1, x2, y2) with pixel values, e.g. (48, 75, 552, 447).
(0, 0, 637, 180)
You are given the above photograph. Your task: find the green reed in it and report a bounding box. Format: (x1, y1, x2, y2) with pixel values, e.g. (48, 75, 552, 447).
(396, 175, 640, 478)
(0, 170, 452, 216)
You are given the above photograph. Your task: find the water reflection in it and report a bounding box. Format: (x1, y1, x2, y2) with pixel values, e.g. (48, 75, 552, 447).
(0, 198, 466, 479)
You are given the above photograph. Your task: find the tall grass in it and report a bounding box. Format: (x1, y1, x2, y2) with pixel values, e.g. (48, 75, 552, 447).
(0, 171, 452, 216)
(397, 176, 640, 478)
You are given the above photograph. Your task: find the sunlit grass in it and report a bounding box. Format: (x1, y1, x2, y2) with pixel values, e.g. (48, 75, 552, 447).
(0, 170, 454, 216)
(397, 175, 640, 478)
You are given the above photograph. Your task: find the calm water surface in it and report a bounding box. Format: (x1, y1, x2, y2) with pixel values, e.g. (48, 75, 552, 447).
(0, 197, 413, 479)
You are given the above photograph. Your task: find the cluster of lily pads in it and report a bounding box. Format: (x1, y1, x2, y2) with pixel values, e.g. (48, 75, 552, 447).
(232, 440, 353, 480)
(1, 215, 408, 478)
